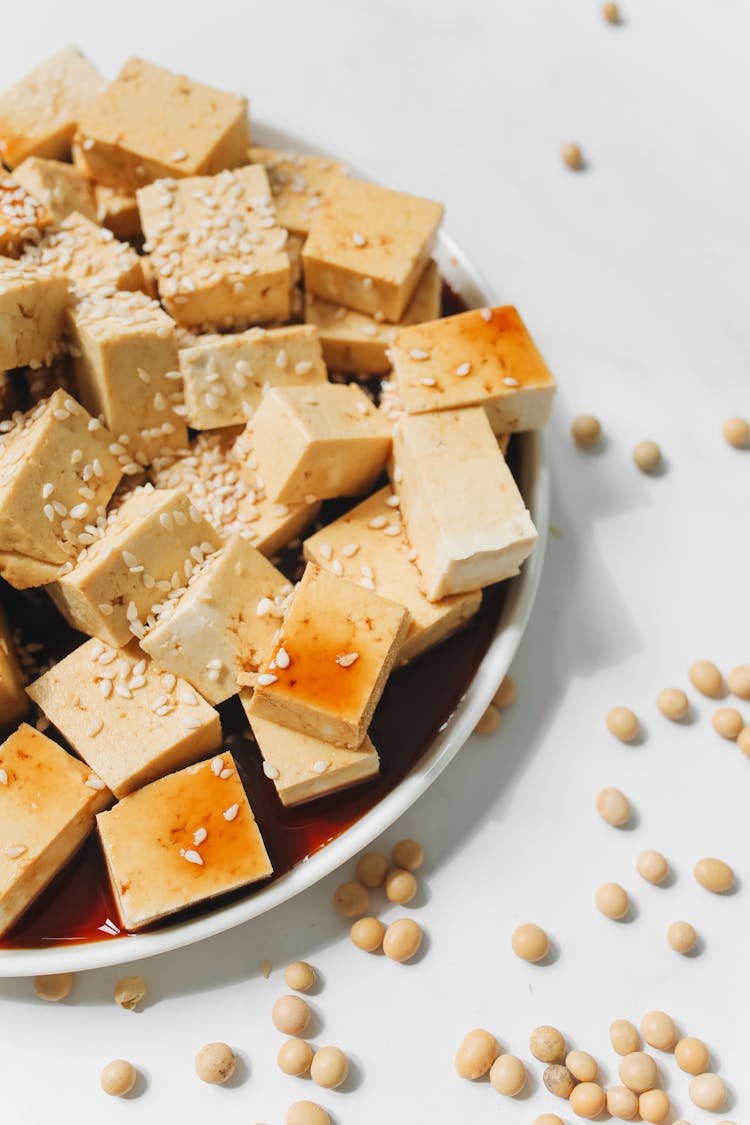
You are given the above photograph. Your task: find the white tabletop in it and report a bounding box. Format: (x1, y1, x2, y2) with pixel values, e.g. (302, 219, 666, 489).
(2, 2, 748, 1122)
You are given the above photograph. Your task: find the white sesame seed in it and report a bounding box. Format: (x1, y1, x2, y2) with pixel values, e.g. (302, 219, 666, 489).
(6, 845, 27, 859)
(351, 231, 367, 247)
(182, 717, 201, 730)
(223, 803, 240, 822)
(256, 597, 274, 616)
(419, 376, 436, 387)
(183, 849, 203, 866)
(368, 515, 387, 529)
(0, 768, 7, 785)
(263, 761, 279, 780)
(455, 362, 472, 377)
(211, 756, 224, 776)
(257, 672, 278, 686)
(409, 348, 430, 361)
(99, 679, 113, 699)
(295, 361, 313, 375)
(219, 768, 232, 779)
(341, 542, 360, 557)
(503, 376, 520, 387)
(336, 652, 359, 668)
(275, 646, 291, 669)
(86, 775, 106, 790)
(126, 601, 138, 622)
(193, 827, 208, 846)
(87, 718, 104, 737)
(480, 307, 493, 322)
(319, 542, 333, 561)
(159, 512, 174, 531)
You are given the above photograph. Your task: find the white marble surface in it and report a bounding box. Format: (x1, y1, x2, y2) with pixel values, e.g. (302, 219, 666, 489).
(2, 2, 749, 1122)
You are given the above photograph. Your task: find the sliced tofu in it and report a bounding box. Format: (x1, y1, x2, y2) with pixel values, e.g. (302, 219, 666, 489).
(49, 486, 222, 647)
(96, 752, 272, 930)
(391, 407, 537, 600)
(0, 172, 52, 257)
(305, 260, 442, 375)
(245, 563, 410, 749)
(12, 157, 96, 223)
(0, 723, 111, 937)
(27, 639, 221, 798)
(0, 607, 28, 727)
(180, 324, 328, 430)
(391, 305, 556, 434)
(0, 260, 67, 371)
(249, 146, 349, 239)
(0, 388, 122, 587)
(151, 431, 322, 557)
(141, 535, 291, 705)
(304, 486, 481, 665)
(244, 383, 391, 503)
(242, 693, 379, 807)
(23, 211, 144, 294)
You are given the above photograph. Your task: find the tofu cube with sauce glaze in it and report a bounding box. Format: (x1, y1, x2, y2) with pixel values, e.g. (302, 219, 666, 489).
(140, 535, 291, 705)
(391, 407, 537, 600)
(12, 157, 96, 224)
(305, 259, 442, 375)
(137, 165, 290, 329)
(249, 146, 350, 238)
(244, 383, 391, 503)
(304, 486, 481, 665)
(75, 57, 249, 191)
(0, 173, 52, 257)
(242, 693, 380, 807)
(0, 723, 111, 938)
(66, 289, 188, 463)
(302, 177, 443, 321)
(27, 639, 222, 798)
(391, 305, 556, 433)
(96, 752, 272, 931)
(22, 211, 144, 294)
(180, 323, 328, 430)
(49, 486, 222, 648)
(0, 388, 122, 589)
(0, 48, 103, 168)
(245, 563, 410, 749)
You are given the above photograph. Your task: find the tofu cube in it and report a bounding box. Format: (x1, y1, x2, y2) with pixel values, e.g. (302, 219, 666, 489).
(249, 146, 349, 238)
(180, 324, 328, 430)
(138, 165, 290, 329)
(246, 563, 410, 749)
(92, 184, 141, 241)
(391, 305, 556, 433)
(0, 606, 29, 726)
(12, 157, 96, 225)
(23, 211, 144, 294)
(241, 693, 379, 807)
(305, 259, 442, 375)
(49, 486, 222, 647)
(302, 177, 443, 321)
(0, 259, 67, 371)
(0, 48, 103, 168)
(0, 388, 122, 587)
(244, 383, 391, 503)
(141, 535, 290, 704)
(392, 407, 537, 601)
(96, 752, 272, 930)
(76, 57, 249, 191)
(152, 431, 321, 556)
(0, 723, 110, 937)
(304, 486, 481, 665)
(66, 289, 188, 463)
(27, 639, 222, 798)
(0, 173, 52, 257)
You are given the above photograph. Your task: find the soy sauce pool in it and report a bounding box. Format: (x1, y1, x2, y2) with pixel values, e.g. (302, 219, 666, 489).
(1, 283, 517, 950)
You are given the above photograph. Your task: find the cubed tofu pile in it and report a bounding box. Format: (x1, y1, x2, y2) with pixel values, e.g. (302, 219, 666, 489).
(0, 50, 555, 939)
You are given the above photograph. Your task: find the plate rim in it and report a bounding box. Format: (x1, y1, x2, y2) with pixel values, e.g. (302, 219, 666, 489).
(0, 229, 549, 976)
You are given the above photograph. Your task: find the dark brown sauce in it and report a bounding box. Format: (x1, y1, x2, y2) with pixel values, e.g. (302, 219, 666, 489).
(1, 283, 517, 950)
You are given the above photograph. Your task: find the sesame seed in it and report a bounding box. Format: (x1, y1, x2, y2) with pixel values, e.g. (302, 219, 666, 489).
(183, 849, 203, 866)
(99, 679, 113, 699)
(319, 542, 333, 561)
(223, 803, 240, 822)
(263, 761, 279, 780)
(275, 646, 291, 669)
(368, 515, 387, 529)
(336, 652, 359, 668)
(409, 348, 430, 361)
(171, 149, 188, 162)
(0, 768, 7, 785)
(351, 231, 367, 247)
(86, 775, 106, 790)
(211, 756, 224, 776)
(455, 362, 472, 377)
(341, 542, 360, 557)
(219, 768, 232, 779)
(258, 672, 278, 686)
(419, 377, 436, 387)
(182, 717, 201, 730)
(87, 718, 104, 737)
(256, 597, 274, 616)
(480, 307, 492, 322)
(503, 376, 520, 387)
(295, 361, 313, 375)
(6, 845, 27, 859)
(126, 601, 138, 622)
(159, 512, 174, 531)
(193, 827, 207, 846)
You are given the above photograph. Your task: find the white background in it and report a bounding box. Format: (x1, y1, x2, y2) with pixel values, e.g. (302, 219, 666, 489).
(2, 2, 749, 1122)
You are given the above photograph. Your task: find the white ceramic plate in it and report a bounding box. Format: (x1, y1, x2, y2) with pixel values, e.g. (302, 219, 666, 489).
(0, 230, 549, 977)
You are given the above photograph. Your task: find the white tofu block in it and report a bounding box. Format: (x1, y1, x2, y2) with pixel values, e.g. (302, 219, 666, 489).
(0, 606, 28, 726)
(0, 260, 67, 371)
(0, 388, 123, 586)
(49, 486, 222, 647)
(97, 752, 272, 930)
(0, 723, 111, 937)
(241, 692, 379, 807)
(391, 407, 537, 600)
(246, 563, 410, 749)
(391, 305, 556, 434)
(141, 535, 290, 704)
(27, 639, 222, 798)
(66, 288, 188, 464)
(245, 383, 391, 503)
(151, 431, 322, 557)
(304, 486, 481, 665)
(22, 211, 145, 294)
(305, 260, 442, 375)
(180, 324, 328, 430)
